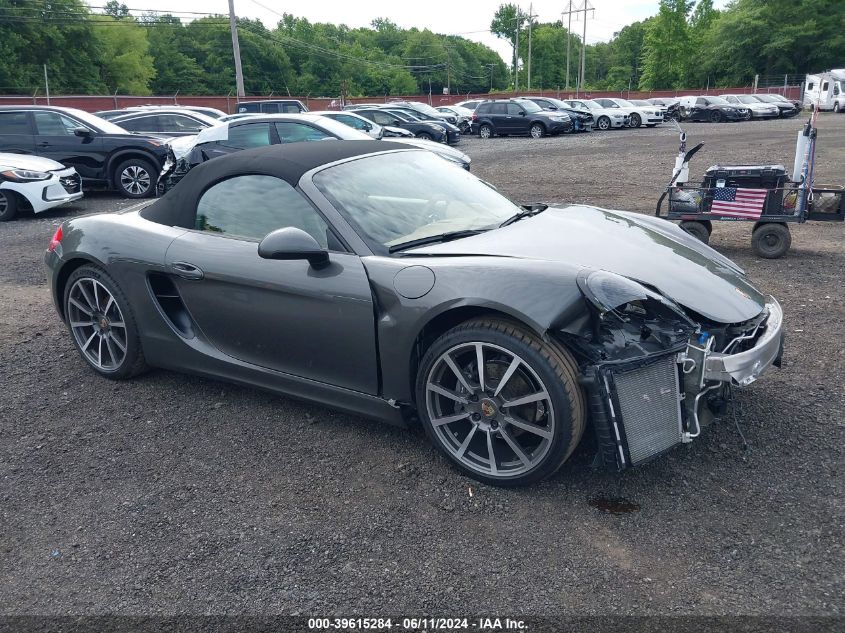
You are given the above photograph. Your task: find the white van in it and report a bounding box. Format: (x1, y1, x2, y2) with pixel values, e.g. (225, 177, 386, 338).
(803, 70, 845, 112)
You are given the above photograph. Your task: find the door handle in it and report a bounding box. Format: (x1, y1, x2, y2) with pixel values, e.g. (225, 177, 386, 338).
(170, 261, 204, 280)
(37, 142, 50, 148)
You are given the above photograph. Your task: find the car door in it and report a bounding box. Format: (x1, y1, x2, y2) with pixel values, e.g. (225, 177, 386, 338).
(32, 110, 106, 180)
(164, 174, 378, 394)
(0, 111, 36, 154)
(506, 102, 529, 134)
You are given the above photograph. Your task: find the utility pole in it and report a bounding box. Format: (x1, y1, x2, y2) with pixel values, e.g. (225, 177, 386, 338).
(527, 3, 537, 92)
(564, 0, 572, 90)
(562, 1, 594, 94)
(228, 0, 245, 98)
(489, 63, 494, 93)
(43, 64, 50, 105)
(514, 6, 520, 93)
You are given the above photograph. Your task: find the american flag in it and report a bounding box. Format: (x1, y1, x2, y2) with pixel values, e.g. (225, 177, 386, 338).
(711, 187, 768, 219)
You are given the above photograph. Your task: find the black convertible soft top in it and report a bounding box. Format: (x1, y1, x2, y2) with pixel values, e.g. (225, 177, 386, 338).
(140, 140, 412, 229)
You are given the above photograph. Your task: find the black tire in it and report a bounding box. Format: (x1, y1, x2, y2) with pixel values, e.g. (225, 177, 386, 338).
(114, 157, 156, 198)
(416, 317, 586, 486)
(596, 116, 611, 131)
(0, 189, 19, 222)
(835, 102, 841, 113)
(679, 221, 711, 244)
(710, 109, 723, 123)
(529, 123, 545, 138)
(629, 113, 642, 128)
(63, 264, 148, 379)
(478, 124, 493, 139)
(751, 223, 791, 259)
(415, 132, 434, 141)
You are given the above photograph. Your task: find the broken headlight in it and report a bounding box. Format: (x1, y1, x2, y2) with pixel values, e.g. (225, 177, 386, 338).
(577, 269, 695, 326)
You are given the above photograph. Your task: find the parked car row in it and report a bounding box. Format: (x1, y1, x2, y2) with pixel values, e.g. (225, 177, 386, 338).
(0, 105, 170, 203)
(156, 113, 471, 194)
(648, 94, 802, 122)
(0, 102, 474, 216)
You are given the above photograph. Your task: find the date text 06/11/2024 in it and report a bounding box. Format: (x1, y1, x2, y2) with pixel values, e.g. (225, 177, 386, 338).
(307, 617, 528, 631)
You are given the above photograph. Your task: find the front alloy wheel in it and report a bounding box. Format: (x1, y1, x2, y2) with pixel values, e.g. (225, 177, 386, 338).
(115, 158, 155, 198)
(530, 123, 545, 138)
(629, 113, 641, 127)
(479, 124, 492, 139)
(417, 318, 585, 486)
(596, 116, 610, 131)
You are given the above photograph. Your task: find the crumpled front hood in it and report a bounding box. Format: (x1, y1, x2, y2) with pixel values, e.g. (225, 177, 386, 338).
(0, 152, 65, 172)
(410, 205, 766, 324)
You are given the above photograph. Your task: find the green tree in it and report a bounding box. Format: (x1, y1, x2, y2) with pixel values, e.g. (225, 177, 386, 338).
(639, 0, 694, 90)
(103, 1, 129, 18)
(0, 0, 104, 93)
(92, 15, 156, 94)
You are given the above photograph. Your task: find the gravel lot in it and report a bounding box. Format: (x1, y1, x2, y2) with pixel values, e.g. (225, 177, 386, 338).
(0, 115, 843, 618)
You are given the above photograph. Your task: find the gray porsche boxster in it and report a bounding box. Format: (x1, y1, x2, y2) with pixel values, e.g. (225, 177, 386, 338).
(45, 141, 785, 486)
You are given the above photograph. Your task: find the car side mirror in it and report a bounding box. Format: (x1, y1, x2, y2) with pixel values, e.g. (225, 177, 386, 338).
(73, 127, 92, 137)
(258, 227, 329, 268)
(548, 105, 558, 110)
(519, 110, 526, 116)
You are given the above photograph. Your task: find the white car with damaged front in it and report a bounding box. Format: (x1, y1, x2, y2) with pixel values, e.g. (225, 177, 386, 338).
(0, 153, 82, 221)
(563, 99, 628, 130)
(593, 97, 663, 128)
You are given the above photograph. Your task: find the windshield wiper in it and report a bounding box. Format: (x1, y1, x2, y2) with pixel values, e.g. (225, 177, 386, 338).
(499, 204, 549, 227)
(388, 229, 488, 253)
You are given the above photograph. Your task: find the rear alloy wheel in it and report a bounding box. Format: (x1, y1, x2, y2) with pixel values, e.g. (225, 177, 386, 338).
(629, 113, 642, 127)
(751, 223, 791, 259)
(529, 123, 545, 139)
(64, 265, 147, 379)
(710, 109, 724, 123)
(596, 116, 611, 131)
(0, 190, 19, 222)
(415, 132, 434, 141)
(115, 158, 155, 198)
(479, 124, 493, 139)
(417, 318, 585, 486)
(679, 220, 711, 244)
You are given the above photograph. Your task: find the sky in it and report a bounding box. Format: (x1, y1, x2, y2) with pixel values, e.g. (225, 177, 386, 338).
(92, 1, 729, 62)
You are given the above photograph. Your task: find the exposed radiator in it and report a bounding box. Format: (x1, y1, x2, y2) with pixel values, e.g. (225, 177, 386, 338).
(611, 355, 683, 465)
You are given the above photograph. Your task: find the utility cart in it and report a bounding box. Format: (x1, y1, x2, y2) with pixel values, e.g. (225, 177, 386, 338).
(655, 121, 845, 258)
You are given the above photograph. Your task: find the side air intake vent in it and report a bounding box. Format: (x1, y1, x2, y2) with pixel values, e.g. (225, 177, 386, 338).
(148, 273, 195, 338)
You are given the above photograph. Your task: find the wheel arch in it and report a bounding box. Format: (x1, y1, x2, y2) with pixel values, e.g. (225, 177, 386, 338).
(406, 304, 554, 407)
(54, 255, 106, 322)
(105, 149, 162, 187)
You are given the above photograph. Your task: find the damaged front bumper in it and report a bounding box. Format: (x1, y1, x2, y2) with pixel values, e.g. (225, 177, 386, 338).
(587, 298, 784, 469)
(703, 298, 784, 386)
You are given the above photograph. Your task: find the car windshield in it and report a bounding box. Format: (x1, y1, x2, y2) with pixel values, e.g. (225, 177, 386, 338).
(754, 95, 776, 103)
(64, 108, 130, 134)
(630, 100, 650, 106)
(708, 97, 730, 105)
(515, 100, 542, 113)
(734, 96, 759, 104)
(406, 102, 442, 117)
(612, 99, 635, 108)
(314, 150, 521, 254)
(387, 111, 414, 122)
(581, 100, 602, 110)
